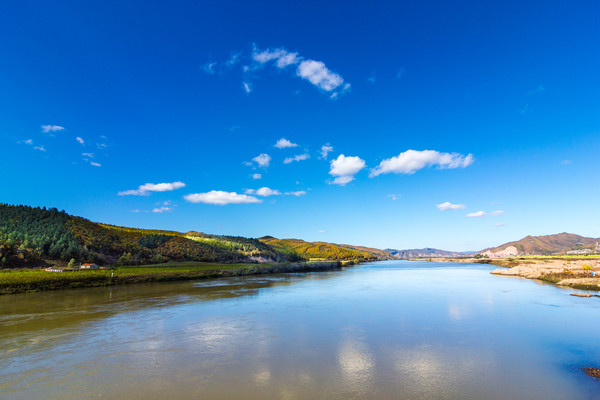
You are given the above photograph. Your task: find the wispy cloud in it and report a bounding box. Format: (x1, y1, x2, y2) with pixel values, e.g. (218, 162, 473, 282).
(466, 210, 505, 218)
(493, 223, 506, 228)
(367, 73, 376, 84)
(388, 194, 401, 201)
(251, 153, 271, 168)
(286, 190, 306, 196)
(284, 154, 310, 164)
(90, 161, 101, 167)
(76, 137, 85, 144)
(329, 154, 366, 186)
(203, 61, 217, 75)
(370, 150, 474, 177)
(245, 187, 281, 196)
(396, 68, 406, 79)
(82, 152, 94, 158)
(252, 173, 262, 180)
(275, 138, 298, 149)
(320, 144, 333, 159)
(317, 230, 326, 233)
(437, 202, 466, 211)
(526, 84, 545, 95)
(19, 139, 46, 151)
(184, 190, 262, 205)
(208, 45, 350, 98)
(560, 159, 572, 165)
(41, 125, 64, 133)
(152, 206, 172, 213)
(118, 181, 186, 196)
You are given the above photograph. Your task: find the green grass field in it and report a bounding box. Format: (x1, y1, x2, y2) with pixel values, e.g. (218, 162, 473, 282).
(0, 262, 267, 294)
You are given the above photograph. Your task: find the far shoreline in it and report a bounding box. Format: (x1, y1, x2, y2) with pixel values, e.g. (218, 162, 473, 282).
(413, 256, 600, 292)
(0, 260, 358, 295)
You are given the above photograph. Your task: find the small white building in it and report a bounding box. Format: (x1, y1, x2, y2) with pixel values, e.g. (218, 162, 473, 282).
(80, 263, 99, 269)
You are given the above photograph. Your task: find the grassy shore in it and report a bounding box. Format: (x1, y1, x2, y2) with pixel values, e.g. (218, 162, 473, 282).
(0, 261, 344, 295)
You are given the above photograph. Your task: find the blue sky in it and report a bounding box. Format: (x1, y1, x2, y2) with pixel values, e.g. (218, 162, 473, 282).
(1, 0, 599, 251)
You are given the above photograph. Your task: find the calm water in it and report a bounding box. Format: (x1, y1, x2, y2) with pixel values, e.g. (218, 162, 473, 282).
(1, 260, 599, 399)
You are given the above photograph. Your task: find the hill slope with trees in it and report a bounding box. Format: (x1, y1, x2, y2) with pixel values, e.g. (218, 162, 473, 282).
(0, 204, 293, 268)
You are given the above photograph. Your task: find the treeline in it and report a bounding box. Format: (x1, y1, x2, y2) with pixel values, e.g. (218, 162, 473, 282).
(0, 204, 292, 268)
(0, 204, 95, 267)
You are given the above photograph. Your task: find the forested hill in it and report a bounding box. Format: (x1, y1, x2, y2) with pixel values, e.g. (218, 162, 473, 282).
(0, 204, 295, 268)
(258, 236, 383, 261)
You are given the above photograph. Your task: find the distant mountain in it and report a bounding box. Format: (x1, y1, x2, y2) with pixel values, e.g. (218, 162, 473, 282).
(258, 237, 388, 261)
(385, 248, 474, 259)
(480, 233, 600, 256)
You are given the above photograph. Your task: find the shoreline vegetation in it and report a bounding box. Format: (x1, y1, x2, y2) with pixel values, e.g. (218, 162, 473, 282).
(0, 261, 353, 295)
(416, 256, 600, 292)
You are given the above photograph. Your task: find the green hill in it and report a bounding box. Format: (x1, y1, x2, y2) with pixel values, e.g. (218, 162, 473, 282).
(0, 204, 292, 268)
(258, 236, 383, 261)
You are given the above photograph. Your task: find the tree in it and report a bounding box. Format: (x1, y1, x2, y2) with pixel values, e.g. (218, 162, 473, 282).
(68, 258, 76, 268)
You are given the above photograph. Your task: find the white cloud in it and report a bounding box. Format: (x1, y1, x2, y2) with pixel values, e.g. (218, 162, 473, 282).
(118, 181, 186, 196)
(252, 47, 300, 69)
(317, 230, 326, 233)
(466, 210, 504, 218)
(370, 150, 474, 177)
(90, 161, 101, 167)
(320, 144, 333, 159)
(252, 173, 262, 180)
(245, 187, 281, 197)
(211, 45, 349, 97)
(493, 223, 506, 228)
(275, 138, 298, 149)
(76, 137, 84, 144)
(152, 206, 172, 213)
(41, 125, 64, 133)
(437, 202, 466, 211)
(184, 191, 262, 205)
(297, 60, 346, 92)
(330, 155, 366, 176)
(34, 145, 46, 152)
(329, 154, 366, 185)
(97, 143, 107, 149)
(284, 154, 310, 164)
(466, 211, 486, 218)
(82, 152, 94, 158)
(19, 139, 33, 145)
(203, 62, 217, 74)
(388, 194, 401, 201)
(225, 51, 242, 67)
(331, 176, 354, 185)
(285, 191, 306, 196)
(252, 153, 271, 167)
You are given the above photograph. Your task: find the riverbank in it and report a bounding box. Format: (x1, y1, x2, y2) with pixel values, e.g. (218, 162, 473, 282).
(415, 257, 600, 291)
(0, 261, 348, 295)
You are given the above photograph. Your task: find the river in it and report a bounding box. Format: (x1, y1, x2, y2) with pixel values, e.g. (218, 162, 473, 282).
(1, 260, 599, 399)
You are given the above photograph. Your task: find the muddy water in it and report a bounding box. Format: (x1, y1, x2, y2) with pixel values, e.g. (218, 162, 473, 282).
(1, 261, 599, 399)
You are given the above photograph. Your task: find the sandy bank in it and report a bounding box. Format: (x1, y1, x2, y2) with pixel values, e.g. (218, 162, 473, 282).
(414, 257, 600, 292)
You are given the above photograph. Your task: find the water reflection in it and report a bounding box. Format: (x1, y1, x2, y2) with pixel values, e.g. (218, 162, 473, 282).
(1, 261, 600, 399)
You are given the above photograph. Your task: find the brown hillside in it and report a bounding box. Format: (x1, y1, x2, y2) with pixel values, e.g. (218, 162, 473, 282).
(483, 233, 600, 255)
